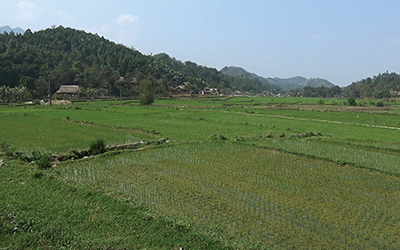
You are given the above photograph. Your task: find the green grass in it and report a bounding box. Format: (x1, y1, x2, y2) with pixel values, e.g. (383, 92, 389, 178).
(0, 112, 156, 153)
(0, 159, 237, 249)
(2, 97, 400, 249)
(59, 142, 400, 249)
(250, 137, 400, 174)
(5, 103, 399, 145)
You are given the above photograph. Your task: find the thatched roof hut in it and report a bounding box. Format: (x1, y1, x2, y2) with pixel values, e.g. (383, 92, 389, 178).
(56, 85, 79, 95)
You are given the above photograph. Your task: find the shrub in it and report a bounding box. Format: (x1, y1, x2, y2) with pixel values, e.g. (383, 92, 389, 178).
(36, 153, 52, 169)
(1, 144, 14, 157)
(317, 99, 325, 105)
(139, 80, 154, 106)
(347, 97, 357, 106)
(89, 139, 106, 155)
(234, 137, 245, 142)
(304, 131, 316, 137)
(376, 101, 385, 107)
(208, 134, 228, 141)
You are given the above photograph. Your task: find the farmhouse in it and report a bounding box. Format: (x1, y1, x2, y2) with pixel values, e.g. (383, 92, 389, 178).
(175, 82, 190, 92)
(202, 87, 218, 95)
(390, 90, 400, 97)
(171, 82, 191, 95)
(55, 85, 79, 96)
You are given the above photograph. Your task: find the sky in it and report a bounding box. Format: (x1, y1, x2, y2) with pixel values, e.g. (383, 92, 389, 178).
(2, 0, 400, 86)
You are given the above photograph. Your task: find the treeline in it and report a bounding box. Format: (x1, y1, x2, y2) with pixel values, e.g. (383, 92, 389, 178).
(288, 72, 400, 99)
(0, 26, 164, 99)
(288, 85, 342, 98)
(2, 26, 399, 101)
(152, 53, 281, 95)
(342, 71, 400, 98)
(0, 26, 279, 100)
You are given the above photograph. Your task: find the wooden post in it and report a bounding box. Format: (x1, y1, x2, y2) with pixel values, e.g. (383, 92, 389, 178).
(48, 78, 52, 107)
(120, 87, 122, 105)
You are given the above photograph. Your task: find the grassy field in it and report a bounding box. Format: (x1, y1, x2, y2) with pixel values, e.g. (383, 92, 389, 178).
(1, 96, 400, 249)
(0, 159, 235, 249)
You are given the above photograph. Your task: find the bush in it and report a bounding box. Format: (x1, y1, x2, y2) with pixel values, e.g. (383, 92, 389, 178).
(36, 152, 51, 169)
(234, 136, 245, 141)
(1, 144, 14, 157)
(347, 97, 357, 106)
(376, 101, 385, 107)
(208, 134, 228, 141)
(139, 80, 154, 106)
(317, 99, 325, 105)
(89, 139, 106, 155)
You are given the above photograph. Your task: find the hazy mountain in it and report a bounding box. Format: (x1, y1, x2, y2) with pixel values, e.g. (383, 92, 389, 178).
(220, 66, 335, 91)
(0, 25, 25, 34)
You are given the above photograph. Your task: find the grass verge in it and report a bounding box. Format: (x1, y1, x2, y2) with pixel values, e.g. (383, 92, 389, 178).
(0, 158, 238, 249)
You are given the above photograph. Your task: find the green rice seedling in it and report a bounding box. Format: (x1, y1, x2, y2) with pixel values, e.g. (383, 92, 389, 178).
(253, 138, 400, 174)
(57, 141, 400, 248)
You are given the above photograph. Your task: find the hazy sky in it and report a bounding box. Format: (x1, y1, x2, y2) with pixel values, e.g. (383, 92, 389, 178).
(2, 0, 400, 86)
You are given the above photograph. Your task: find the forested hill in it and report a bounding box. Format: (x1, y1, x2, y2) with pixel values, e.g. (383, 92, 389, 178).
(0, 26, 280, 99)
(342, 71, 400, 98)
(220, 66, 335, 91)
(151, 53, 281, 94)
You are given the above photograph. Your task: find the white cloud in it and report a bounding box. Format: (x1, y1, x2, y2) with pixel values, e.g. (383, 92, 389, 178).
(17, 1, 35, 10)
(311, 34, 322, 41)
(114, 14, 139, 26)
(16, 1, 43, 20)
(93, 14, 140, 47)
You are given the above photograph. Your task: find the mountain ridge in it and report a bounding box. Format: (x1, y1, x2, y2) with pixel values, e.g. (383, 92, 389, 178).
(220, 66, 335, 91)
(0, 25, 25, 34)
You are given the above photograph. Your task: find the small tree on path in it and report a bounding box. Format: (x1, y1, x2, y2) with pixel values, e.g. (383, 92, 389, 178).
(139, 79, 154, 105)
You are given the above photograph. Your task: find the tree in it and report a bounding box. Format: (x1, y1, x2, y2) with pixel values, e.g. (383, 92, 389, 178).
(0, 86, 10, 103)
(139, 79, 154, 105)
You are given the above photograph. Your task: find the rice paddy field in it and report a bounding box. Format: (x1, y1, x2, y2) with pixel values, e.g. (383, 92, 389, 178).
(1, 96, 400, 249)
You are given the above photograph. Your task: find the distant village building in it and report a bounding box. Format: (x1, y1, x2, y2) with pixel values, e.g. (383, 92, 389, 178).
(55, 85, 79, 96)
(175, 82, 190, 92)
(171, 82, 190, 95)
(202, 87, 218, 95)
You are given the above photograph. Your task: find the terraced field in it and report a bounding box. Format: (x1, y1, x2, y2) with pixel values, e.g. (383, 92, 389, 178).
(1, 97, 400, 249)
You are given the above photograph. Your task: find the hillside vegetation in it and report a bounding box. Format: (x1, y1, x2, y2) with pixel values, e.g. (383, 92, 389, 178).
(2, 25, 400, 101)
(343, 71, 400, 98)
(0, 26, 278, 100)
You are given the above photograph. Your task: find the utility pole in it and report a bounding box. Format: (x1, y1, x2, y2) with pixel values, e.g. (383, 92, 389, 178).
(48, 77, 52, 107)
(117, 76, 124, 105)
(120, 87, 122, 105)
